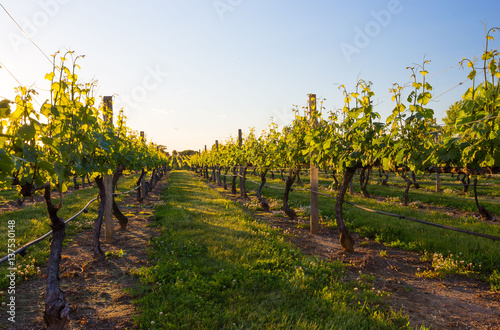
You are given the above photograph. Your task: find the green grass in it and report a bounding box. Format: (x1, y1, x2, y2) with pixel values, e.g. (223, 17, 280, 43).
(132, 170, 411, 329)
(0, 173, 140, 289)
(240, 173, 500, 277)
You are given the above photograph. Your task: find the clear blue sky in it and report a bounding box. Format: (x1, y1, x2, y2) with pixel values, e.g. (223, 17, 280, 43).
(1, 0, 499, 152)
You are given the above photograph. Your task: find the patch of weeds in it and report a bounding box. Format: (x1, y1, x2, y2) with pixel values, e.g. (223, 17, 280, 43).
(295, 205, 311, 217)
(295, 223, 309, 229)
(489, 270, 500, 291)
(379, 250, 388, 258)
(459, 215, 479, 225)
(355, 225, 377, 239)
(15, 257, 41, 281)
(105, 249, 126, 259)
(416, 251, 477, 278)
(327, 221, 338, 230)
(384, 196, 402, 205)
(385, 238, 421, 252)
(408, 201, 423, 209)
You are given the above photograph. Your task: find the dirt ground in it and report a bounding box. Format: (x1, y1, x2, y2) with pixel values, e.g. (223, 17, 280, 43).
(0, 178, 165, 329)
(264, 215, 500, 329)
(2, 174, 499, 329)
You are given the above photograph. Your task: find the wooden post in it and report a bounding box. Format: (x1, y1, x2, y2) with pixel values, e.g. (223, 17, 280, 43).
(435, 133, 441, 193)
(103, 96, 114, 243)
(309, 94, 319, 234)
(238, 129, 245, 198)
(216, 140, 221, 186)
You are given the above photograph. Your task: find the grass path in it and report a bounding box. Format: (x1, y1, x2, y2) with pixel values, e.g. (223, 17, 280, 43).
(133, 170, 410, 329)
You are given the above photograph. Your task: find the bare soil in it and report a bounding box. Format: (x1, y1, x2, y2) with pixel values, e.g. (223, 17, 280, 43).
(0, 178, 165, 329)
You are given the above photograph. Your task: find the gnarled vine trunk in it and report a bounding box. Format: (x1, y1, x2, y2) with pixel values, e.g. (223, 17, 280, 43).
(217, 165, 222, 186)
(231, 167, 237, 194)
(380, 168, 389, 186)
(473, 178, 495, 220)
(136, 169, 147, 203)
(411, 171, 420, 189)
(401, 173, 412, 206)
(283, 168, 300, 220)
(93, 176, 106, 260)
(460, 173, 470, 193)
(112, 165, 128, 230)
(223, 167, 228, 190)
(359, 166, 371, 198)
(335, 167, 356, 252)
(257, 169, 270, 211)
(42, 184, 70, 328)
(331, 169, 339, 189)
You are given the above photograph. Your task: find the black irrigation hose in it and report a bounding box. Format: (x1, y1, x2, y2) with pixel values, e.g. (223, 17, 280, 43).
(213, 171, 500, 242)
(343, 201, 500, 241)
(0, 197, 98, 265)
(0, 185, 142, 265)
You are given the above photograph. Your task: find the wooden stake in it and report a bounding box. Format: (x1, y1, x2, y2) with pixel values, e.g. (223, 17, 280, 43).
(216, 140, 221, 186)
(309, 94, 319, 234)
(103, 175, 114, 243)
(103, 96, 114, 243)
(140, 174, 147, 201)
(238, 129, 245, 198)
(434, 134, 441, 193)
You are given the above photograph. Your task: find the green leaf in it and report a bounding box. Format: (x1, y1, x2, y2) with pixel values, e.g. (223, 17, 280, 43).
(0, 150, 13, 173)
(484, 154, 495, 167)
(45, 72, 55, 81)
(23, 144, 37, 163)
(0, 100, 11, 118)
(18, 123, 36, 140)
(395, 149, 405, 164)
(323, 138, 332, 150)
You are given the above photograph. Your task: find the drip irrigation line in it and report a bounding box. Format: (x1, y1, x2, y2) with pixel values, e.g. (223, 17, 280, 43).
(200, 170, 499, 241)
(113, 185, 141, 196)
(0, 183, 144, 266)
(368, 177, 497, 187)
(343, 201, 500, 241)
(0, 196, 98, 265)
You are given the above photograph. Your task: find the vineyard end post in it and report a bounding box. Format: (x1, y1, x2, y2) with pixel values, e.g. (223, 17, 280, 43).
(103, 96, 114, 243)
